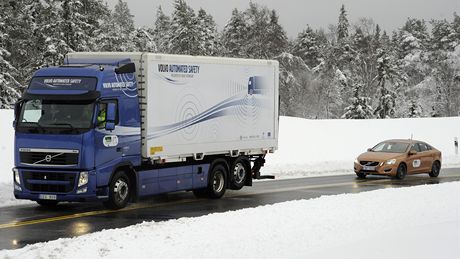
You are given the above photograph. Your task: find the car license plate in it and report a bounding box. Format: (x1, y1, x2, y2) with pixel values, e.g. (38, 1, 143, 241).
(39, 194, 57, 200)
(363, 166, 375, 171)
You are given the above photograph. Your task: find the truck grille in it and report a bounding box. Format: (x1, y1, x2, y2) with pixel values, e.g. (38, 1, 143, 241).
(19, 148, 79, 166)
(23, 171, 76, 193)
(359, 161, 379, 166)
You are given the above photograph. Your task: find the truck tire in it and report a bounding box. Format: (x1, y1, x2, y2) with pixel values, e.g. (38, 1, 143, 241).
(103, 170, 131, 210)
(230, 157, 249, 190)
(193, 164, 227, 199)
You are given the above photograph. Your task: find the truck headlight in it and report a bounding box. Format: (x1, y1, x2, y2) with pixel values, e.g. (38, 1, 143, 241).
(78, 171, 89, 187)
(13, 168, 20, 185)
(385, 159, 397, 165)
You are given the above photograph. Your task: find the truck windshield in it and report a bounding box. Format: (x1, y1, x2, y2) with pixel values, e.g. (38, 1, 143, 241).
(18, 99, 94, 133)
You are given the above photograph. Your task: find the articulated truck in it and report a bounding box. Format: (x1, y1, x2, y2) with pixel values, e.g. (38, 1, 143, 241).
(12, 52, 279, 209)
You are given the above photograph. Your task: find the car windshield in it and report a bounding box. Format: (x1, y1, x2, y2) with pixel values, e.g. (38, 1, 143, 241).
(371, 142, 409, 153)
(18, 99, 95, 132)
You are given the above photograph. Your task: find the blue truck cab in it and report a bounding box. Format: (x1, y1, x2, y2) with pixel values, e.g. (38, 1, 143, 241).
(12, 56, 270, 209)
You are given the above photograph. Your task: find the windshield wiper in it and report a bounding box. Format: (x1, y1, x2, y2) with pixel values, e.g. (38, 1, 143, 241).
(23, 121, 46, 133)
(49, 123, 76, 131)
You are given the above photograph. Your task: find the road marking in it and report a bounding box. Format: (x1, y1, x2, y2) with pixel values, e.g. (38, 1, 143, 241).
(1, 174, 459, 230)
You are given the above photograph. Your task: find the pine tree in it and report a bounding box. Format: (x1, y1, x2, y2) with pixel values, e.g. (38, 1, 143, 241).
(0, 11, 21, 108)
(169, 0, 199, 55)
(134, 28, 157, 52)
(374, 49, 398, 118)
(196, 8, 219, 56)
(152, 6, 171, 53)
(407, 99, 422, 118)
(222, 8, 249, 57)
(275, 53, 310, 116)
(264, 10, 288, 58)
(342, 83, 374, 119)
(337, 5, 349, 42)
(292, 26, 322, 68)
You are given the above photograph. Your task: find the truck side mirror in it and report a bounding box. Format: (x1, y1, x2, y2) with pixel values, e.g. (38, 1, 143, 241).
(13, 101, 22, 128)
(115, 63, 136, 74)
(105, 102, 116, 131)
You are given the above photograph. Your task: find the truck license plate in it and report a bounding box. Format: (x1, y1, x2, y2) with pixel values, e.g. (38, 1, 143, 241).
(39, 194, 57, 200)
(363, 166, 375, 171)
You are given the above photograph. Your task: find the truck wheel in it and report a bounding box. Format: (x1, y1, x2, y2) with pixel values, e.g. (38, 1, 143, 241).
(429, 161, 441, 177)
(103, 171, 131, 210)
(37, 200, 59, 208)
(230, 157, 249, 190)
(395, 164, 407, 180)
(207, 164, 227, 198)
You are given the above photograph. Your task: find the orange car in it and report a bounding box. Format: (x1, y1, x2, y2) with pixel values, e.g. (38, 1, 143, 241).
(354, 139, 442, 179)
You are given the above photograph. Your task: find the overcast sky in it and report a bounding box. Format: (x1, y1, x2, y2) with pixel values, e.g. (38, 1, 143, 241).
(106, 0, 460, 38)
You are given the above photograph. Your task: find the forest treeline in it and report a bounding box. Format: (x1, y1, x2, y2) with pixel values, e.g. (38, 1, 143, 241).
(1, 0, 459, 119)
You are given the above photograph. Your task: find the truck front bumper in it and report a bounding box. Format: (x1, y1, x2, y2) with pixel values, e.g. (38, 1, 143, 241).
(13, 168, 108, 203)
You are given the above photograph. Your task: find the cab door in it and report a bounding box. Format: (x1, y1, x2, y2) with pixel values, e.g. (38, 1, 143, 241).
(94, 100, 121, 167)
(407, 144, 423, 174)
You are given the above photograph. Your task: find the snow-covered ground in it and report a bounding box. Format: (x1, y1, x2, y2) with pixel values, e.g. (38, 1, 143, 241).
(2, 109, 460, 207)
(1, 182, 459, 258)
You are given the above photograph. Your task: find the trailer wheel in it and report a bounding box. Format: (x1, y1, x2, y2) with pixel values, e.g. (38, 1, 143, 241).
(103, 170, 131, 210)
(230, 157, 249, 190)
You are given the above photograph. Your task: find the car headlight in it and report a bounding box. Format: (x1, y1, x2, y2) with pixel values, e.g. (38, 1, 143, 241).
(354, 158, 359, 164)
(78, 171, 89, 187)
(385, 159, 397, 165)
(13, 168, 20, 185)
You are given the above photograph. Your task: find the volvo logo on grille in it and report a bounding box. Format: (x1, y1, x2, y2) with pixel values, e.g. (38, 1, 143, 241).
(45, 155, 52, 163)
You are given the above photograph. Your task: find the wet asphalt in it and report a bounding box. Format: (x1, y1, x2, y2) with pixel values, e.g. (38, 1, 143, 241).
(0, 168, 459, 250)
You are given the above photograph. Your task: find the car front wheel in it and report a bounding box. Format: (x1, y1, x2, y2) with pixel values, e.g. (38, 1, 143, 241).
(395, 164, 407, 180)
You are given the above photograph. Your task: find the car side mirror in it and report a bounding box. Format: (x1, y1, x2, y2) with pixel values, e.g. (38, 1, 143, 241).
(105, 102, 116, 131)
(367, 148, 372, 152)
(409, 150, 417, 156)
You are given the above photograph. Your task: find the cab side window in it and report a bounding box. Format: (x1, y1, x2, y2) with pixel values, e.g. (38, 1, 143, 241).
(97, 100, 118, 128)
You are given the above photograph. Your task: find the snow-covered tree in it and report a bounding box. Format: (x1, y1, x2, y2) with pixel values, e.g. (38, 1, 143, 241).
(152, 6, 171, 53)
(407, 99, 422, 118)
(264, 10, 288, 58)
(134, 28, 157, 52)
(196, 8, 219, 56)
(168, 0, 199, 55)
(374, 49, 398, 118)
(342, 83, 374, 119)
(222, 8, 249, 57)
(337, 5, 349, 42)
(292, 26, 322, 68)
(275, 53, 310, 116)
(0, 14, 21, 108)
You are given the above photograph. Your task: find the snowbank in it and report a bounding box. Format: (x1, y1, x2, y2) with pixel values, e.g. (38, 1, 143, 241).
(1, 182, 459, 258)
(264, 116, 460, 178)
